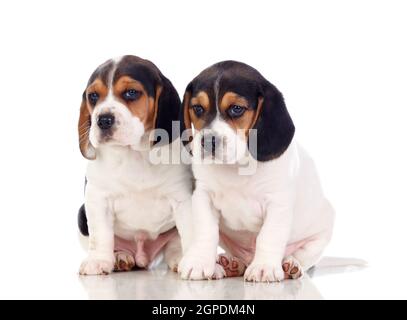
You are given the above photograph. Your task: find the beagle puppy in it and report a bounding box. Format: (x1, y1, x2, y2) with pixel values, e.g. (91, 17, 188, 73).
(177, 61, 335, 282)
(77, 55, 192, 275)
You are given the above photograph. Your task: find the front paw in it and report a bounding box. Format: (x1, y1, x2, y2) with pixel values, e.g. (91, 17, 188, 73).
(79, 258, 114, 276)
(244, 260, 284, 282)
(178, 253, 224, 280)
(114, 251, 135, 272)
(282, 256, 303, 279)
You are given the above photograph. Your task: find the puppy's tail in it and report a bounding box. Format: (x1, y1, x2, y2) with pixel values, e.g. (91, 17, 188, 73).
(78, 204, 89, 236)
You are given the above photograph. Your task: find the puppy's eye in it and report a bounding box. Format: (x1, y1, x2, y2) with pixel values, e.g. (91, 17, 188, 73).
(123, 89, 141, 101)
(88, 92, 99, 106)
(227, 105, 246, 118)
(192, 104, 205, 117)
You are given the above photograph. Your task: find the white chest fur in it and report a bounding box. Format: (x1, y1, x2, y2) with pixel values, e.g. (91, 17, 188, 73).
(193, 141, 335, 242)
(212, 189, 265, 232)
(85, 145, 188, 240)
(195, 164, 268, 233)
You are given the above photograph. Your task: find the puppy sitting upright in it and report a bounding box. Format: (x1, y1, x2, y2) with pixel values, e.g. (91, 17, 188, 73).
(178, 61, 335, 282)
(78, 55, 191, 275)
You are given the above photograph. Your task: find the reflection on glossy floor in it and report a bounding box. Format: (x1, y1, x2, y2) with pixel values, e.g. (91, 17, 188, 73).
(79, 257, 366, 300)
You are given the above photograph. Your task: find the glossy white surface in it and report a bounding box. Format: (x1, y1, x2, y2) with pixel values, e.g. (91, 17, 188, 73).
(1, 257, 405, 299)
(77, 261, 407, 300)
(79, 266, 324, 300)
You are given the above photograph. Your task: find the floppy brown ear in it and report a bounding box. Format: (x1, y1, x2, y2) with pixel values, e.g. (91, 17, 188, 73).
(78, 92, 96, 160)
(152, 75, 181, 145)
(249, 81, 295, 161)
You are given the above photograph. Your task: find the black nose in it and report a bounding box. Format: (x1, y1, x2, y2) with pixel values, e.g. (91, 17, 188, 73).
(97, 114, 115, 130)
(201, 134, 220, 153)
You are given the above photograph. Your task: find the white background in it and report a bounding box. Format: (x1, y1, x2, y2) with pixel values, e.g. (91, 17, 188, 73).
(0, 0, 406, 299)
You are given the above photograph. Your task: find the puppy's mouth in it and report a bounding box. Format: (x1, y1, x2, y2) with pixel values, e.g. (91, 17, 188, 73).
(99, 129, 114, 142)
(95, 128, 129, 147)
(94, 126, 145, 150)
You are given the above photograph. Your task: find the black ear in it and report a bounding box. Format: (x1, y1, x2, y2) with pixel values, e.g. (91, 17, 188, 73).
(250, 81, 295, 161)
(153, 75, 181, 145)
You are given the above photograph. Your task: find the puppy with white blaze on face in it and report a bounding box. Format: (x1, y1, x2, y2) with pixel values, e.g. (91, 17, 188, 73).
(177, 61, 335, 282)
(77, 55, 192, 275)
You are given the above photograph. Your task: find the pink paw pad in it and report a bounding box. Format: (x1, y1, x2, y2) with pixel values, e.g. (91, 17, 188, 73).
(282, 256, 303, 279)
(217, 254, 246, 277)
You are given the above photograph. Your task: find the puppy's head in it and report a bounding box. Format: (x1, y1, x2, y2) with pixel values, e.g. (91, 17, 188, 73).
(78, 55, 180, 159)
(181, 61, 295, 163)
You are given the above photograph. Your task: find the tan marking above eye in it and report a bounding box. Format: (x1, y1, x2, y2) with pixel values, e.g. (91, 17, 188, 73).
(219, 92, 249, 112)
(113, 76, 155, 130)
(113, 76, 146, 100)
(86, 78, 108, 110)
(190, 91, 210, 110)
(219, 91, 257, 136)
(189, 90, 211, 130)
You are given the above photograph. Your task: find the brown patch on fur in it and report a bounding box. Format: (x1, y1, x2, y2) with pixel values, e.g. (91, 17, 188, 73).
(182, 91, 194, 148)
(86, 78, 109, 101)
(250, 97, 264, 130)
(183, 91, 192, 130)
(219, 92, 259, 136)
(188, 91, 211, 130)
(78, 78, 109, 160)
(152, 85, 163, 130)
(113, 76, 155, 130)
(78, 98, 93, 159)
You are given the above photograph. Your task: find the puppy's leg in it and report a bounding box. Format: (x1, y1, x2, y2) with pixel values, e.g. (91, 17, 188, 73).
(113, 236, 137, 272)
(170, 197, 193, 254)
(178, 187, 221, 280)
(78, 211, 137, 272)
(292, 229, 333, 271)
(164, 235, 183, 272)
(170, 196, 229, 279)
(114, 251, 135, 271)
(80, 233, 136, 272)
(79, 184, 115, 275)
(244, 192, 294, 282)
(292, 202, 335, 271)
